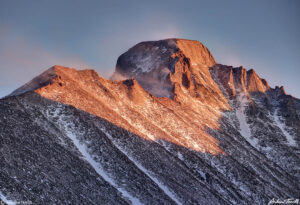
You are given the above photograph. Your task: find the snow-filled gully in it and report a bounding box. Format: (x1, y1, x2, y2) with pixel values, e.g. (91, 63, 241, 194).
(100, 128, 182, 205)
(49, 109, 142, 205)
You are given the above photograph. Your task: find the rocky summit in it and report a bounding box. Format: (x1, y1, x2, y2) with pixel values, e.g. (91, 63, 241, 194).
(0, 39, 299, 205)
(112, 39, 216, 98)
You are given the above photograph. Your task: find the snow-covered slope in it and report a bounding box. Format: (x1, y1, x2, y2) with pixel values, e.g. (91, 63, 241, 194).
(0, 39, 299, 204)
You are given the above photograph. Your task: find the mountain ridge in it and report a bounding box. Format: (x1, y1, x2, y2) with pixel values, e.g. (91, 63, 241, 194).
(1, 39, 299, 204)
(6, 64, 292, 100)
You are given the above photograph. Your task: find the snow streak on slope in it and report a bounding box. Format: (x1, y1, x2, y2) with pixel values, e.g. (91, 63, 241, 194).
(274, 109, 297, 147)
(101, 128, 182, 205)
(236, 93, 258, 148)
(64, 131, 141, 204)
(48, 107, 142, 205)
(0, 192, 16, 205)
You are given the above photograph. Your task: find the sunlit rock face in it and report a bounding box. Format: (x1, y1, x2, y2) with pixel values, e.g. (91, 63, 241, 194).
(16, 65, 227, 155)
(112, 39, 216, 99)
(210, 65, 270, 98)
(1, 39, 300, 205)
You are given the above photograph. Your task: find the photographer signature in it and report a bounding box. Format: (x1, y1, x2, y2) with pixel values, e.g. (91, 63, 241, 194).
(268, 198, 299, 205)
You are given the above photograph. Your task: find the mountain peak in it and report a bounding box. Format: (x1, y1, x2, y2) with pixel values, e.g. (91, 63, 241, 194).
(113, 38, 215, 77)
(8, 39, 289, 103)
(112, 38, 216, 98)
(8, 66, 58, 97)
(8, 65, 97, 97)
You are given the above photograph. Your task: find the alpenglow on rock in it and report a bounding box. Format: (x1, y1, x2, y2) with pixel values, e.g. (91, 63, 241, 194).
(112, 39, 216, 98)
(0, 39, 299, 205)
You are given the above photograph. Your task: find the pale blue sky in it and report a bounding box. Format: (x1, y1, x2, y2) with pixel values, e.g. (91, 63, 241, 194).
(0, 0, 299, 98)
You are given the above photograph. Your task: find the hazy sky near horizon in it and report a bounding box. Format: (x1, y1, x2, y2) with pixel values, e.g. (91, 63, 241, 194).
(0, 0, 299, 98)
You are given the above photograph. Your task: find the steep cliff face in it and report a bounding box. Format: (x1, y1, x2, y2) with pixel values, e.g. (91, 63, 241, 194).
(112, 39, 217, 100)
(210, 65, 270, 98)
(1, 39, 299, 205)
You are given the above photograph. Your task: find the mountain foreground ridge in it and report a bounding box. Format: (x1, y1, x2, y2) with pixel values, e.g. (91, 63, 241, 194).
(0, 38, 299, 205)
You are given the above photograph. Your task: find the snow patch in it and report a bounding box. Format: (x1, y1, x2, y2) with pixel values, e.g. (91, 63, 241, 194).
(131, 48, 164, 74)
(0, 192, 16, 205)
(274, 109, 297, 146)
(199, 170, 207, 182)
(236, 93, 258, 148)
(119, 114, 157, 141)
(177, 152, 184, 161)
